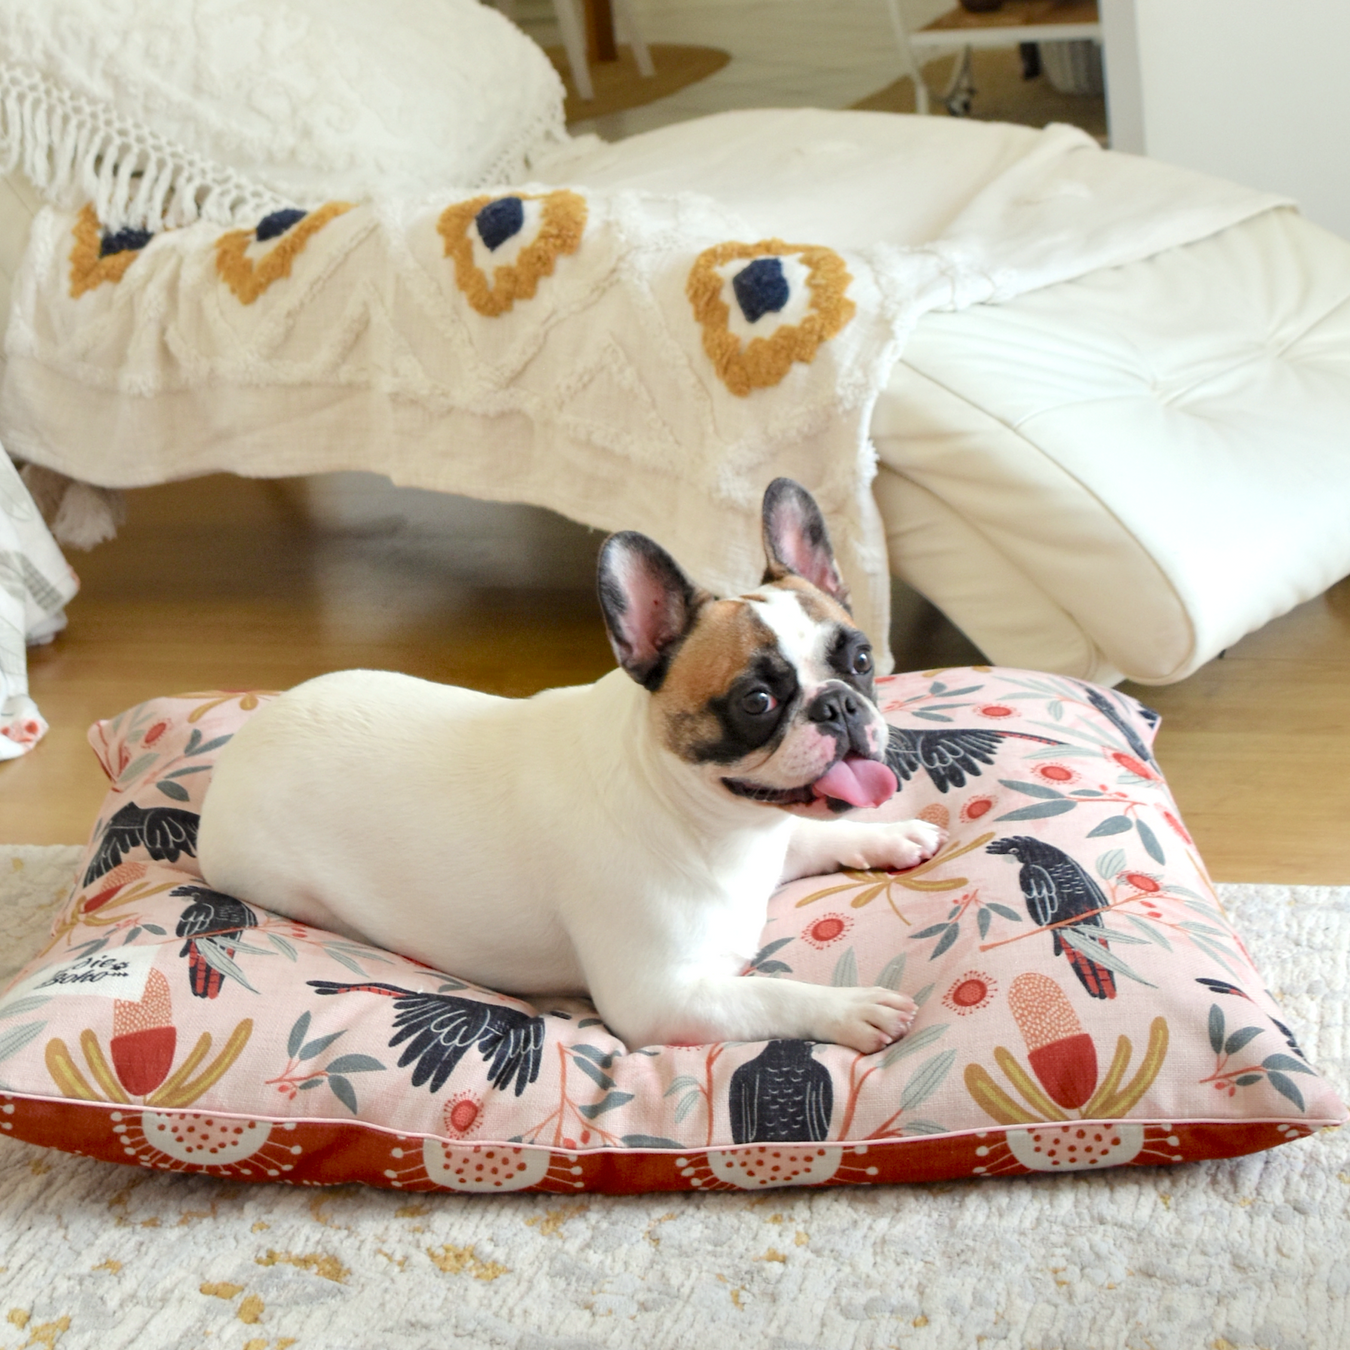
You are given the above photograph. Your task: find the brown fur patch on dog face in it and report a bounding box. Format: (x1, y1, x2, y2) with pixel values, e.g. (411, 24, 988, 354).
(649, 577, 879, 780)
(655, 599, 781, 762)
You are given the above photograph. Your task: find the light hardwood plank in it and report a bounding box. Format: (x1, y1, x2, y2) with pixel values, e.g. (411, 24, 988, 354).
(1120, 594, 1350, 884)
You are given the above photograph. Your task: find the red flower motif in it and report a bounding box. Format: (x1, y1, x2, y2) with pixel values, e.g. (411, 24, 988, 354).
(976, 704, 1018, 719)
(1031, 763, 1078, 786)
(942, 971, 997, 1016)
(1122, 872, 1161, 894)
(961, 795, 995, 823)
(802, 913, 852, 948)
(143, 721, 169, 747)
(1111, 751, 1155, 779)
(444, 1092, 484, 1139)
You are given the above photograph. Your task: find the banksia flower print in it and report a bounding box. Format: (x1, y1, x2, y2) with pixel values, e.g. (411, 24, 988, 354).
(110, 968, 177, 1096)
(1008, 973, 1096, 1111)
(965, 985, 1169, 1130)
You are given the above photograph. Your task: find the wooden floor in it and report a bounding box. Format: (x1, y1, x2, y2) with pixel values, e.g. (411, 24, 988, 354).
(4, 475, 1350, 885)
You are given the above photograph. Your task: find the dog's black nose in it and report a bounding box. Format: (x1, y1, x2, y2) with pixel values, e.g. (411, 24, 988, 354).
(806, 686, 863, 729)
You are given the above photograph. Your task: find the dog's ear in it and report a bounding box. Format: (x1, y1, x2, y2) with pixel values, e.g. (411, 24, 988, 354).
(761, 478, 851, 611)
(598, 532, 709, 690)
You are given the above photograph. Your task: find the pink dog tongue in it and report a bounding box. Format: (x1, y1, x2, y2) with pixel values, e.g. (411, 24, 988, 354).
(813, 756, 898, 809)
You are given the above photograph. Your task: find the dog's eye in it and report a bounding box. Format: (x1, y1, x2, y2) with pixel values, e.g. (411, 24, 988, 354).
(851, 648, 873, 675)
(741, 689, 777, 716)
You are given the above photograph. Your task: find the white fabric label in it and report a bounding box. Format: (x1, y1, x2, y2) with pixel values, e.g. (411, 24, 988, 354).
(22, 946, 159, 1001)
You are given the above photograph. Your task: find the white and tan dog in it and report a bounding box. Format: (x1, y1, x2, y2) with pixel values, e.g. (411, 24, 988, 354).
(197, 479, 943, 1052)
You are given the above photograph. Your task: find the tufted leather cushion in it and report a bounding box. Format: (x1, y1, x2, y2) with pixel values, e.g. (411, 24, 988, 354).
(874, 208, 1350, 684)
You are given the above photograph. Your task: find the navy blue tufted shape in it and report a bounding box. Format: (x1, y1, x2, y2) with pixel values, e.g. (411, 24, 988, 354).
(99, 226, 154, 259)
(475, 197, 526, 252)
(256, 209, 308, 242)
(732, 256, 790, 325)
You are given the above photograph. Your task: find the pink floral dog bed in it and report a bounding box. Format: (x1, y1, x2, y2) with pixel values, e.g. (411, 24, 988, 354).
(0, 668, 1343, 1193)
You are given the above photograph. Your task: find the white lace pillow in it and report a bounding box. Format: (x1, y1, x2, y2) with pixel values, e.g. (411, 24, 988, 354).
(0, 0, 567, 229)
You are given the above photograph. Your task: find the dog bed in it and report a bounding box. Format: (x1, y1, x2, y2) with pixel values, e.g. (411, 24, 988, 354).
(0, 668, 1342, 1194)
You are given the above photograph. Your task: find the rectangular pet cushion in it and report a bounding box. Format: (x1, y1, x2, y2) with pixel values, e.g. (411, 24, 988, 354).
(0, 668, 1343, 1193)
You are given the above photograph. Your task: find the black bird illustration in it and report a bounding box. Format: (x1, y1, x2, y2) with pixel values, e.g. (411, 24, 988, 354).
(171, 884, 259, 999)
(886, 726, 1063, 793)
(1196, 977, 1251, 1001)
(1079, 685, 1157, 767)
(83, 802, 200, 885)
(728, 1040, 833, 1144)
(1195, 979, 1308, 1061)
(310, 980, 545, 1096)
(987, 836, 1117, 999)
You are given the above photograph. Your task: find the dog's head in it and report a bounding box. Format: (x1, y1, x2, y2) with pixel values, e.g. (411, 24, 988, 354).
(597, 478, 895, 817)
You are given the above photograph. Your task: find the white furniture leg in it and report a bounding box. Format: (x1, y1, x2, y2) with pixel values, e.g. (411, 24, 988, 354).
(553, 0, 595, 101)
(881, 0, 931, 114)
(941, 44, 975, 117)
(612, 0, 655, 77)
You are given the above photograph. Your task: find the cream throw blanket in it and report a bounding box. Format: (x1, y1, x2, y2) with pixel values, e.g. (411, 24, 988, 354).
(0, 120, 1284, 666)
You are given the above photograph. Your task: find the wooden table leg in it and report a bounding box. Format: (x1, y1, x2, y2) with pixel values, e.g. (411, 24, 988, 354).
(585, 0, 618, 63)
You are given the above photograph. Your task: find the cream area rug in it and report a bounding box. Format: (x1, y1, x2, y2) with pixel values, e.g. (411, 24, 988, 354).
(1, 846, 1346, 1350)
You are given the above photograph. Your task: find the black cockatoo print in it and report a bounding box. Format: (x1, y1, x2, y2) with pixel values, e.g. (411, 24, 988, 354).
(83, 802, 200, 885)
(171, 884, 259, 999)
(1196, 978, 1309, 1061)
(885, 726, 1062, 793)
(728, 1040, 833, 1144)
(987, 836, 1117, 999)
(309, 980, 545, 1096)
(1079, 685, 1158, 768)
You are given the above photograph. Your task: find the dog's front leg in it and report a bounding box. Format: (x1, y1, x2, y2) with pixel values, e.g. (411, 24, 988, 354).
(782, 815, 945, 883)
(588, 964, 917, 1054)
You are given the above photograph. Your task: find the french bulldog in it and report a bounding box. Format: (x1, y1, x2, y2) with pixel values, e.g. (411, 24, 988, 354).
(197, 479, 944, 1052)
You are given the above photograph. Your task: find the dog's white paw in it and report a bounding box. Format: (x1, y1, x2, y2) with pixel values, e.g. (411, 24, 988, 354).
(862, 819, 946, 871)
(818, 986, 918, 1054)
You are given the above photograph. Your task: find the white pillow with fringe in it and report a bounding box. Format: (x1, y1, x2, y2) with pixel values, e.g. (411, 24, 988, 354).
(0, 0, 568, 230)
